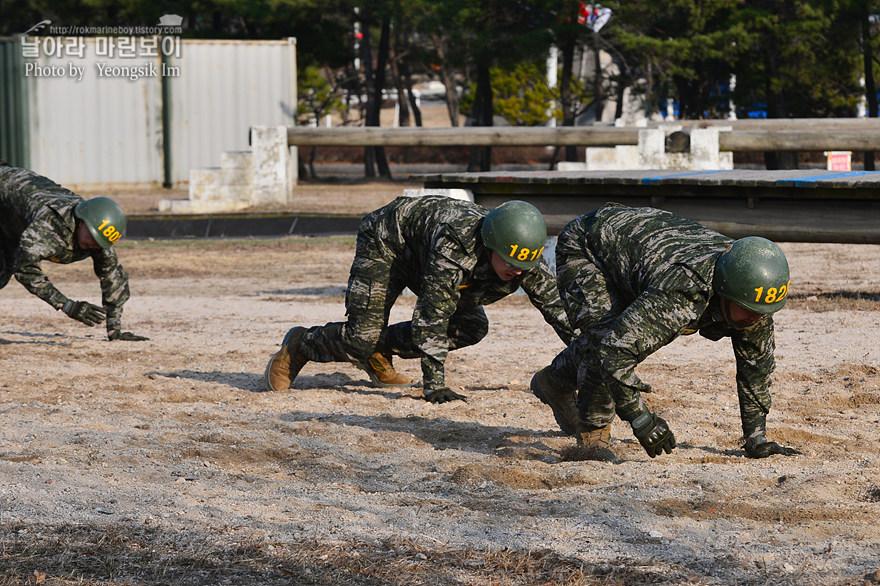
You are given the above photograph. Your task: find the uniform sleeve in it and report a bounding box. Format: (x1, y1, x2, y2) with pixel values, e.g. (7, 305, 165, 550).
(520, 260, 576, 345)
(598, 286, 708, 421)
(91, 248, 131, 331)
(731, 316, 775, 438)
(13, 220, 70, 310)
(411, 236, 467, 392)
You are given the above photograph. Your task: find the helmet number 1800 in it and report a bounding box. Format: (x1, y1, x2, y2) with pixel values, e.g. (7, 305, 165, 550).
(508, 244, 545, 263)
(97, 219, 122, 243)
(754, 283, 788, 305)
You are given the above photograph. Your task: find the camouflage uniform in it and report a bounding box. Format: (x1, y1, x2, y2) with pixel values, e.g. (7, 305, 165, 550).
(0, 165, 131, 332)
(546, 203, 775, 441)
(297, 195, 575, 394)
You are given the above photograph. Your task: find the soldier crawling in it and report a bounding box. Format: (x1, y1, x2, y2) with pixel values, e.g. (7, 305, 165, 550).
(530, 203, 802, 460)
(0, 163, 147, 342)
(265, 195, 575, 403)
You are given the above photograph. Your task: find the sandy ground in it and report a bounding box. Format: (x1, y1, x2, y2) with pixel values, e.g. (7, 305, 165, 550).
(1, 226, 879, 584)
(104, 179, 424, 217)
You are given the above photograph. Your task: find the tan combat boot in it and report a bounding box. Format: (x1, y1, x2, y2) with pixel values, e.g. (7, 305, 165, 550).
(530, 366, 578, 436)
(360, 352, 412, 387)
(577, 425, 616, 462)
(264, 327, 309, 391)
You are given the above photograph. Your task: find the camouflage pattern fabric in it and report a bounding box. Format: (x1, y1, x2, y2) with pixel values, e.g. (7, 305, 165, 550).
(0, 165, 131, 331)
(296, 195, 575, 394)
(547, 203, 775, 440)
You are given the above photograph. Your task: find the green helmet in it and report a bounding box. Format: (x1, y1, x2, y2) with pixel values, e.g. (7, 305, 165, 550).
(481, 200, 547, 270)
(74, 196, 127, 249)
(713, 236, 790, 314)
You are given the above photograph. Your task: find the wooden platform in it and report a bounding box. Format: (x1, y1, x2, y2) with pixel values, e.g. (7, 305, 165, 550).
(417, 169, 880, 244)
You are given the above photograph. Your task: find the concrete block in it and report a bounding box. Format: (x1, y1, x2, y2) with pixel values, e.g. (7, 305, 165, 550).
(585, 145, 640, 170)
(615, 145, 639, 168)
(250, 125, 291, 206)
(690, 127, 719, 170)
(664, 153, 692, 170)
(220, 151, 253, 170)
(585, 147, 619, 170)
(189, 168, 224, 202)
(189, 167, 222, 188)
(219, 167, 251, 185)
(218, 185, 251, 201)
(638, 128, 667, 168)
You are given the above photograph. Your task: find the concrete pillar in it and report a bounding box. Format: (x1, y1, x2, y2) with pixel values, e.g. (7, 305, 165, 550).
(691, 126, 733, 170)
(250, 125, 291, 206)
(638, 128, 668, 168)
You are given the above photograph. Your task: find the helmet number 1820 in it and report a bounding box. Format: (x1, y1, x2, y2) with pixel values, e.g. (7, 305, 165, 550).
(753, 284, 788, 304)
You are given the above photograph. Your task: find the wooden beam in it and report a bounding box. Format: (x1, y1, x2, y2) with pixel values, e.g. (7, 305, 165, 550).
(286, 126, 639, 147)
(285, 125, 880, 152)
(719, 130, 880, 151)
(677, 118, 880, 130)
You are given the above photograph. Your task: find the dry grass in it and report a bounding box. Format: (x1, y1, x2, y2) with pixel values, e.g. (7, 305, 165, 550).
(785, 291, 880, 312)
(0, 523, 685, 586)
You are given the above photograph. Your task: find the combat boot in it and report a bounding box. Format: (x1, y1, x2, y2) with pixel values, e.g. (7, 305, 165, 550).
(530, 366, 578, 436)
(264, 326, 308, 391)
(359, 351, 412, 387)
(577, 425, 616, 462)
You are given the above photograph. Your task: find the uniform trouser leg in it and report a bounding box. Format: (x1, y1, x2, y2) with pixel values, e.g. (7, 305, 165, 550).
(297, 322, 351, 363)
(379, 305, 490, 359)
(553, 229, 628, 430)
(297, 250, 404, 364)
(575, 339, 617, 430)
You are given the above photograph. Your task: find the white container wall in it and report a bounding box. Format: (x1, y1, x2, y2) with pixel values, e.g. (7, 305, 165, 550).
(18, 36, 296, 190)
(26, 37, 163, 189)
(165, 38, 297, 186)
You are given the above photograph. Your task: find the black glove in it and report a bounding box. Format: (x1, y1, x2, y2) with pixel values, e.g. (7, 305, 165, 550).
(424, 387, 467, 404)
(630, 410, 676, 458)
(108, 330, 149, 341)
(743, 435, 802, 459)
(61, 299, 106, 327)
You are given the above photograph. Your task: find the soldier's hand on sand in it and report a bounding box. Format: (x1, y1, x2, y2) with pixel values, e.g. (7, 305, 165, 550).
(424, 387, 467, 404)
(61, 299, 105, 327)
(630, 409, 676, 458)
(108, 330, 149, 341)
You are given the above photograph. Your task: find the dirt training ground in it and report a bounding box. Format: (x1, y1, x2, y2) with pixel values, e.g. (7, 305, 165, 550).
(1, 224, 879, 584)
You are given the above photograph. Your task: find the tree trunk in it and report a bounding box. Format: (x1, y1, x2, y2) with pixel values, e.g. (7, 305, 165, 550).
(360, 8, 376, 177)
(467, 63, 493, 172)
(370, 15, 392, 178)
(389, 42, 410, 127)
(861, 1, 877, 170)
(401, 59, 423, 126)
(762, 43, 798, 170)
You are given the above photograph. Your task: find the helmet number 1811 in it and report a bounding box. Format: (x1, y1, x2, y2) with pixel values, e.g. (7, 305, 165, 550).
(508, 245, 545, 263)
